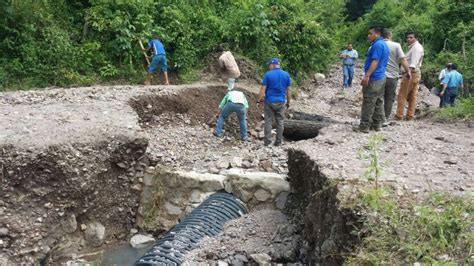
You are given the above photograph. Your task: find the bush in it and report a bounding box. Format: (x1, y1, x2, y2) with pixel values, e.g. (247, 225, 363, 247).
(438, 97, 474, 120)
(347, 189, 474, 264)
(0, 0, 347, 90)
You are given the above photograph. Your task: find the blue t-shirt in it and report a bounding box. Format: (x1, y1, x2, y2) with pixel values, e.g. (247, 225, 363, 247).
(364, 37, 389, 81)
(262, 67, 292, 103)
(148, 39, 166, 56)
(442, 70, 463, 89)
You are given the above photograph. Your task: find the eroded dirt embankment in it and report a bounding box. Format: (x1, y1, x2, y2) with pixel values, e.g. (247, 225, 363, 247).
(0, 83, 290, 264)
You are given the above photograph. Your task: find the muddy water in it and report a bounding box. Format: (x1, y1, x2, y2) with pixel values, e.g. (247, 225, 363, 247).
(101, 243, 153, 266)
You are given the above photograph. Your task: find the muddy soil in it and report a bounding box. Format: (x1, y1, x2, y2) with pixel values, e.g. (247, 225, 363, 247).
(129, 85, 262, 128)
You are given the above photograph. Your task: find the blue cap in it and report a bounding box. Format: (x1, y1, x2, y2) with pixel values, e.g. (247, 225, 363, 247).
(267, 58, 280, 65)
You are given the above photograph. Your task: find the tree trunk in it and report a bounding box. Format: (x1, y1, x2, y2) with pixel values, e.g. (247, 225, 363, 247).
(283, 120, 332, 140)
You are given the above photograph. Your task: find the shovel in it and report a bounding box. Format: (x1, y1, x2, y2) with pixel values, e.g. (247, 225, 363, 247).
(138, 39, 151, 65)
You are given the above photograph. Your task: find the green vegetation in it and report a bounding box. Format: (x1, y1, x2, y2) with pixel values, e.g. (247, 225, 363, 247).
(1, 0, 471, 107)
(360, 133, 385, 187)
(347, 189, 473, 265)
(0, 0, 347, 90)
(437, 97, 474, 120)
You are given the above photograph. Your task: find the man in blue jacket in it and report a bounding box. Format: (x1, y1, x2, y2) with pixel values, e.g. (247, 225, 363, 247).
(356, 26, 389, 133)
(143, 32, 169, 85)
(258, 58, 292, 146)
(440, 63, 464, 107)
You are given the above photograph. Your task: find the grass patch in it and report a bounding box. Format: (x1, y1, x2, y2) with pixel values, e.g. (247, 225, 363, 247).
(359, 133, 385, 187)
(347, 190, 473, 265)
(437, 97, 474, 120)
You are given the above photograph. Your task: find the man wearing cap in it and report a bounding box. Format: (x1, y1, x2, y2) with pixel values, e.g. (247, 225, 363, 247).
(339, 43, 358, 88)
(440, 63, 464, 107)
(356, 26, 389, 133)
(143, 32, 169, 85)
(217, 44, 241, 91)
(258, 58, 292, 146)
(213, 89, 249, 141)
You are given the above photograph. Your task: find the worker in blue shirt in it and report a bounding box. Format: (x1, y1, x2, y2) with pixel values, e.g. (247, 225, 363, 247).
(355, 26, 389, 133)
(143, 32, 169, 85)
(258, 58, 292, 146)
(440, 63, 464, 107)
(339, 43, 358, 88)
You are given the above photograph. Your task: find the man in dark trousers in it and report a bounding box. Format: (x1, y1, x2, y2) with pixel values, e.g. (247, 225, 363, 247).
(143, 32, 169, 85)
(356, 26, 389, 133)
(258, 58, 292, 146)
(440, 63, 464, 107)
(382, 29, 411, 126)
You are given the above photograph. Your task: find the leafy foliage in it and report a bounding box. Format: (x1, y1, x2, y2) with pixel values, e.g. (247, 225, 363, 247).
(437, 97, 474, 120)
(0, 0, 346, 90)
(347, 189, 474, 264)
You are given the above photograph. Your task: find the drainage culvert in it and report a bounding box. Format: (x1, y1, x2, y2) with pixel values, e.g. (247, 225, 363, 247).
(135, 192, 247, 265)
(283, 111, 340, 141)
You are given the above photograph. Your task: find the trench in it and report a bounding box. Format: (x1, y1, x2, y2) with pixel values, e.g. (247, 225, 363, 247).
(0, 85, 358, 265)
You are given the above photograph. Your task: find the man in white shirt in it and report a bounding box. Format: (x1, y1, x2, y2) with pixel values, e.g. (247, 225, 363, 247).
(218, 44, 241, 91)
(395, 31, 424, 121)
(382, 29, 411, 125)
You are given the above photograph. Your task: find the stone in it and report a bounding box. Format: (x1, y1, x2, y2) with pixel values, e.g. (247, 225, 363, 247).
(0, 255, 12, 266)
(189, 190, 201, 203)
(314, 73, 325, 82)
(254, 189, 271, 202)
(61, 214, 77, 233)
(130, 228, 138, 235)
(443, 158, 457, 165)
(164, 202, 182, 215)
(116, 162, 127, 169)
(275, 192, 289, 209)
(0, 227, 9, 236)
(230, 157, 243, 168)
(130, 234, 155, 248)
(242, 160, 253, 169)
(217, 260, 229, 266)
(230, 256, 245, 266)
(131, 184, 142, 191)
(80, 224, 87, 231)
(234, 254, 248, 263)
(235, 188, 253, 203)
(259, 159, 272, 171)
(209, 167, 220, 174)
(216, 160, 230, 169)
(320, 239, 337, 257)
(84, 222, 105, 247)
(250, 253, 272, 265)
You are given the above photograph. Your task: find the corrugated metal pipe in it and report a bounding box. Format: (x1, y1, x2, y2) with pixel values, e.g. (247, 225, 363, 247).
(135, 192, 248, 265)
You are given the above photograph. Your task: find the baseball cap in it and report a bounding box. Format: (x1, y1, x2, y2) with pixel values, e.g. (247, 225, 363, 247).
(267, 58, 280, 65)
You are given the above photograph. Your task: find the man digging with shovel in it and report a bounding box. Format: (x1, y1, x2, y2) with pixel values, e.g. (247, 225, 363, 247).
(142, 32, 169, 85)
